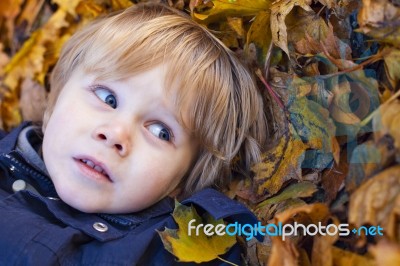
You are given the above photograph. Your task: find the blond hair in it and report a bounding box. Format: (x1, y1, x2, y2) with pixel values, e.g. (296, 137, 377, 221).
(44, 2, 267, 197)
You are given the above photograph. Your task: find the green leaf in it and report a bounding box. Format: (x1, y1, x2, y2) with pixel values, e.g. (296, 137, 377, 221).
(256, 181, 317, 208)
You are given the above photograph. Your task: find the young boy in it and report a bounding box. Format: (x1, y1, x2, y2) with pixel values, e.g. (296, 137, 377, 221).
(0, 2, 267, 265)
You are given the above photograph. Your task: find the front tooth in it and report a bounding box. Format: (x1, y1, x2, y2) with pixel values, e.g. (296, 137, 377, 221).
(86, 160, 95, 168)
(94, 165, 103, 173)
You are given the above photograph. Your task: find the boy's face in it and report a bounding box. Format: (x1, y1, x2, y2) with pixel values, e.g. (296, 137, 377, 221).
(42, 64, 198, 213)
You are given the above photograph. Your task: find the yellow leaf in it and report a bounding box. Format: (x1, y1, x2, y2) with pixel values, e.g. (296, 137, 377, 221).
(252, 124, 308, 197)
(158, 201, 236, 263)
(110, 0, 133, 10)
(1, 8, 69, 129)
(227, 17, 244, 38)
(270, 0, 312, 56)
(52, 0, 82, 17)
(246, 11, 271, 64)
(76, 1, 107, 19)
(193, 0, 272, 23)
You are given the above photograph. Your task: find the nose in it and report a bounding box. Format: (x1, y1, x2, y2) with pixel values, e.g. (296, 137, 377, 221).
(93, 124, 131, 157)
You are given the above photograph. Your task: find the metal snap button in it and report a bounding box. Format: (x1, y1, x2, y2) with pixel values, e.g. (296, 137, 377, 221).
(93, 222, 108, 232)
(47, 197, 60, 201)
(12, 179, 27, 192)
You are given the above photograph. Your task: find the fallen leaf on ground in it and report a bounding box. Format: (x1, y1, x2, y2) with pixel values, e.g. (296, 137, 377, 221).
(158, 201, 236, 264)
(252, 125, 307, 199)
(256, 182, 317, 209)
(331, 246, 375, 266)
(349, 165, 400, 241)
(192, 0, 271, 23)
(270, 0, 312, 56)
(370, 239, 400, 266)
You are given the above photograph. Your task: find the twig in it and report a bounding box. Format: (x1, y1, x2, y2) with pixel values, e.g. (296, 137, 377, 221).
(256, 69, 285, 110)
(317, 48, 387, 80)
(359, 89, 400, 128)
(264, 41, 274, 81)
(217, 256, 239, 266)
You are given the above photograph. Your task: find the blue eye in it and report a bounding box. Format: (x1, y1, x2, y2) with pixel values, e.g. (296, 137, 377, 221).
(148, 123, 173, 141)
(94, 87, 117, 109)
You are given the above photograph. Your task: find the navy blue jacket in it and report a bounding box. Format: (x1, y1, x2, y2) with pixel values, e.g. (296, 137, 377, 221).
(0, 123, 260, 265)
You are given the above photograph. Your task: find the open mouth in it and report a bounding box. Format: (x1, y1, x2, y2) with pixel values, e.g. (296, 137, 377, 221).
(75, 158, 112, 182)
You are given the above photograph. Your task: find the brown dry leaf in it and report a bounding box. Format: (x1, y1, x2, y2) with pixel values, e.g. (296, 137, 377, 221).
(0, 43, 9, 75)
(1, 8, 69, 129)
(370, 239, 400, 266)
(311, 233, 338, 266)
(16, 0, 44, 33)
(270, 0, 312, 56)
(357, 0, 400, 47)
(330, 79, 361, 125)
(349, 165, 400, 241)
(382, 47, 400, 90)
(256, 198, 307, 224)
(268, 236, 299, 266)
(274, 203, 330, 225)
(252, 125, 308, 199)
(294, 23, 352, 60)
(331, 246, 375, 266)
(19, 78, 47, 122)
(373, 99, 400, 151)
(0, 0, 24, 45)
(321, 151, 348, 203)
(268, 203, 331, 266)
(316, 0, 337, 9)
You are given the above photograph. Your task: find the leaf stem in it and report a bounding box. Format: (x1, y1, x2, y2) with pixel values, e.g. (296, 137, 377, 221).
(359, 88, 400, 127)
(217, 256, 239, 266)
(256, 69, 285, 110)
(318, 46, 388, 80)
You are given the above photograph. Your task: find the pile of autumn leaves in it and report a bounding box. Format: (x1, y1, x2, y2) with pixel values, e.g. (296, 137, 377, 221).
(1, 0, 399, 265)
